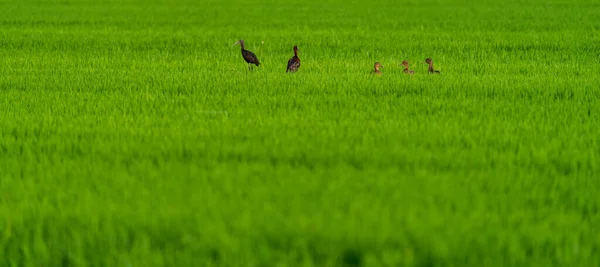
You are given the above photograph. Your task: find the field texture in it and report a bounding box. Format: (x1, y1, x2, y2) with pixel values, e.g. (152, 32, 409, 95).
(1, 0, 600, 266)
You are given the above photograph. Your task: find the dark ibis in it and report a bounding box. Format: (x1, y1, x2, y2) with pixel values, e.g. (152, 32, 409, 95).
(286, 45, 301, 72)
(401, 60, 414, 75)
(424, 58, 440, 74)
(232, 39, 260, 70)
(373, 62, 383, 75)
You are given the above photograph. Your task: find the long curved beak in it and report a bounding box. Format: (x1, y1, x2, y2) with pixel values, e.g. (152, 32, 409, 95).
(232, 41, 239, 47)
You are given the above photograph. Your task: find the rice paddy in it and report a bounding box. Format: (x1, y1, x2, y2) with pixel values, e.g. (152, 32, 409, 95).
(0, 0, 599, 266)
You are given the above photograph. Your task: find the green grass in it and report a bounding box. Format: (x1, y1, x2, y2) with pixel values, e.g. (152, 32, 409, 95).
(1, 0, 599, 266)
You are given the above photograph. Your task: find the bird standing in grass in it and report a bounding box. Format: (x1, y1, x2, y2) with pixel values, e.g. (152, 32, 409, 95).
(373, 62, 383, 75)
(401, 60, 414, 75)
(286, 45, 301, 72)
(232, 39, 260, 71)
(424, 58, 440, 74)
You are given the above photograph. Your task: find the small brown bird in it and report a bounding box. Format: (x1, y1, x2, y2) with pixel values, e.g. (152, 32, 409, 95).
(286, 45, 301, 72)
(400, 60, 414, 75)
(232, 39, 260, 71)
(373, 62, 383, 75)
(424, 58, 440, 74)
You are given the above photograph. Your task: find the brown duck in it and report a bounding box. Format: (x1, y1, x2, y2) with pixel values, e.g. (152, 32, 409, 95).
(400, 60, 414, 75)
(373, 62, 383, 75)
(424, 58, 440, 74)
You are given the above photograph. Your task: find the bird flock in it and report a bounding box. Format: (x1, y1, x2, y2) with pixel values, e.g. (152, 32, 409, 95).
(375, 58, 440, 75)
(233, 39, 441, 75)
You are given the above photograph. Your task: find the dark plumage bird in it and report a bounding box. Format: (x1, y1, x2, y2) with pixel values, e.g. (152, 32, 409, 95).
(286, 45, 301, 72)
(373, 62, 383, 75)
(424, 58, 440, 74)
(401, 60, 414, 75)
(233, 39, 260, 70)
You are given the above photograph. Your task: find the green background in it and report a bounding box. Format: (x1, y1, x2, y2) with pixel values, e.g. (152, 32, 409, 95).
(0, 0, 599, 266)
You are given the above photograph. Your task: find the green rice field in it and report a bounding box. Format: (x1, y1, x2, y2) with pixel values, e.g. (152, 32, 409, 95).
(1, 0, 599, 266)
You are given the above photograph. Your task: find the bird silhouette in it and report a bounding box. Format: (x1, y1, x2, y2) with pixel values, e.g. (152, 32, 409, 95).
(287, 45, 301, 72)
(232, 39, 260, 71)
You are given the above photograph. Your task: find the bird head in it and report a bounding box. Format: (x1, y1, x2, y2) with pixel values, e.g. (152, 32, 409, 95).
(232, 39, 245, 47)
